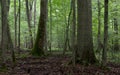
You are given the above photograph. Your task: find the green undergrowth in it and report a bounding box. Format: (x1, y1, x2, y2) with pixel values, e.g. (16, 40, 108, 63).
(96, 50, 120, 63)
(16, 53, 30, 58)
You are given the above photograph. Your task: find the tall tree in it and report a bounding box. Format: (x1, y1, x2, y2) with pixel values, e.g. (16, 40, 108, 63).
(34, 0, 37, 41)
(1, 0, 15, 66)
(102, 0, 109, 66)
(76, 0, 97, 64)
(1, 0, 8, 65)
(25, 0, 34, 49)
(18, 0, 21, 54)
(32, 0, 48, 56)
(63, 0, 72, 55)
(96, 0, 103, 61)
(7, 0, 15, 64)
(97, 0, 102, 51)
(14, 0, 17, 50)
(113, 18, 119, 51)
(71, 0, 76, 65)
(49, 0, 52, 52)
(0, 1, 1, 50)
(113, 0, 119, 51)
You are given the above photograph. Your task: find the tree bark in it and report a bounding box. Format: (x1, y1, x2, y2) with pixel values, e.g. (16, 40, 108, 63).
(113, 18, 119, 51)
(1, 0, 15, 66)
(77, 0, 97, 64)
(72, 0, 76, 65)
(18, 0, 21, 54)
(97, 0, 102, 51)
(102, 0, 109, 66)
(34, 0, 37, 41)
(32, 0, 48, 56)
(63, 0, 72, 55)
(97, 0, 103, 61)
(49, 0, 52, 52)
(1, 0, 8, 65)
(25, 0, 33, 49)
(14, 0, 17, 50)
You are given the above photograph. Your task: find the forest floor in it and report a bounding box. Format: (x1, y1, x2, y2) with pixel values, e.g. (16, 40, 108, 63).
(1, 52, 120, 75)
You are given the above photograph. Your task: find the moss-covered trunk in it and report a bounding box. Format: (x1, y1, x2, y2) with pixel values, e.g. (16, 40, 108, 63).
(32, 0, 48, 56)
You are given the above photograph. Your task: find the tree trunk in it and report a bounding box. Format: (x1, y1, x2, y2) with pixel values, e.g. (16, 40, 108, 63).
(113, 18, 119, 51)
(7, 22, 16, 64)
(32, 0, 48, 56)
(72, 0, 76, 65)
(0, 0, 2, 50)
(63, 0, 72, 55)
(34, 0, 37, 41)
(1, 0, 8, 65)
(18, 0, 21, 54)
(25, 0, 33, 49)
(6, 0, 15, 64)
(97, 0, 102, 51)
(49, 0, 52, 53)
(97, 0, 103, 61)
(1, 0, 15, 66)
(77, 0, 97, 64)
(14, 0, 17, 50)
(102, 0, 109, 66)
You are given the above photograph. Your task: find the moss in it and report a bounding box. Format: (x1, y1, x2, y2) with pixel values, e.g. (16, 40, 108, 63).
(31, 29, 45, 56)
(31, 38, 44, 56)
(31, 19, 45, 56)
(31, 46, 44, 56)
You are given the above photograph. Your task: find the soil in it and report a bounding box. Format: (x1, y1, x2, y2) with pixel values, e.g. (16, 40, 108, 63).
(1, 54, 120, 75)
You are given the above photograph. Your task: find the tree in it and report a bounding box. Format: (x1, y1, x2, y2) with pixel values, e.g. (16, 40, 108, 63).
(25, 0, 34, 49)
(113, 18, 119, 51)
(97, 0, 102, 52)
(14, 0, 17, 50)
(63, 0, 72, 55)
(96, 0, 103, 61)
(76, 0, 97, 64)
(18, 0, 21, 54)
(32, 0, 48, 56)
(112, 0, 119, 51)
(49, 0, 52, 52)
(102, 0, 109, 66)
(1, 0, 8, 66)
(0, 0, 2, 49)
(1, 0, 15, 66)
(71, 0, 76, 65)
(34, 0, 37, 41)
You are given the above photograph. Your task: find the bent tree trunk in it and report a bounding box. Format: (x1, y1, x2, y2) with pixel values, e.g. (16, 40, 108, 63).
(76, 0, 97, 64)
(32, 0, 48, 56)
